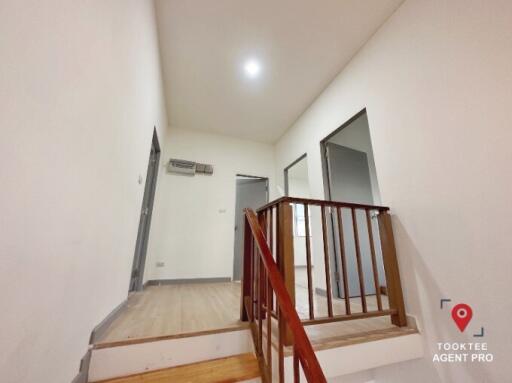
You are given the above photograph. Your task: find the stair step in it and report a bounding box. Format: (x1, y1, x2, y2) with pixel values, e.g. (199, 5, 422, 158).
(93, 353, 261, 383)
(307, 326, 419, 352)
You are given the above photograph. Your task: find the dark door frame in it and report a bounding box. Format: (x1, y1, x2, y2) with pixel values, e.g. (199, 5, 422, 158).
(129, 128, 161, 292)
(235, 173, 269, 202)
(320, 108, 367, 201)
(319, 108, 368, 299)
(283, 153, 307, 196)
(233, 174, 269, 280)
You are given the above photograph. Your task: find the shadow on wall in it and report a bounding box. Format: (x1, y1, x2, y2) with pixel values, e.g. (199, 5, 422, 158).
(375, 217, 492, 383)
(329, 369, 374, 382)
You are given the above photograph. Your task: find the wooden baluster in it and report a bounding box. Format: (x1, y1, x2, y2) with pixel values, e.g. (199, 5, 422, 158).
(366, 209, 383, 311)
(241, 217, 253, 321)
(275, 205, 280, 317)
(263, 209, 270, 242)
(269, 207, 275, 312)
(351, 208, 367, 313)
(278, 304, 284, 383)
(269, 207, 274, 254)
(304, 203, 314, 319)
(256, 251, 263, 355)
(277, 202, 295, 345)
(259, 259, 265, 354)
(262, 207, 273, 315)
(253, 237, 258, 321)
(259, 212, 268, 322)
(266, 278, 272, 381)
(377, 211, 407, 326)
(320, 206, 334, 317)
(275, 206, 280, 266)
(336, 207, 351, 315)
(250, 236, 256, 321)
(293, 347, 300, 383)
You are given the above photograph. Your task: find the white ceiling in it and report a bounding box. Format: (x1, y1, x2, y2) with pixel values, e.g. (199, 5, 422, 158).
(155, 0, 404, 143)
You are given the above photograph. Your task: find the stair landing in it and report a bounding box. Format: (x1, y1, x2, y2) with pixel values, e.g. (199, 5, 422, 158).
(95, 282, 244, 345)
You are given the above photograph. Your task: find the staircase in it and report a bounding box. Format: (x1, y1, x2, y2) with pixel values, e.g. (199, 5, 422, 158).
(85, 197, 422, 382)
(95, 353, 260, 383)
(239, 197, 421, 381)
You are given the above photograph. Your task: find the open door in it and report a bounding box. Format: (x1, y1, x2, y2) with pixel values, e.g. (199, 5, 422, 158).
(321, 110, 385, 299)
(233, 176, 268, 280)
(129, 129, 160, 292)
(324, 142, 377, 297)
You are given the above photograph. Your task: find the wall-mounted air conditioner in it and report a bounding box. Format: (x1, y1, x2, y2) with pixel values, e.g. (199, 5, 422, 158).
(167, 159, 196, 175)
(167, 159, 214, 176)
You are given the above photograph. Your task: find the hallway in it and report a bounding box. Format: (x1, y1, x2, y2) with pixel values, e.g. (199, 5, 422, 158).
(3, 1, 511, 381)
(95, 281, 407, 351)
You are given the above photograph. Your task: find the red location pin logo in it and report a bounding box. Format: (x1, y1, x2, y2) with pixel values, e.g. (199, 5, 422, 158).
(451, 303, 472, 332)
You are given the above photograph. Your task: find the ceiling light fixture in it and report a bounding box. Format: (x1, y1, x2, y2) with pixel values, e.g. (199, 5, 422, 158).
(244, 59, 262, 79)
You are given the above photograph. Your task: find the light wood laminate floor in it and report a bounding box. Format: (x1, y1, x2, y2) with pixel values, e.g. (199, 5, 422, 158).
(95, 279, 404, 347)
(96, 353, 260, 383)
(96, 282, 245, 345)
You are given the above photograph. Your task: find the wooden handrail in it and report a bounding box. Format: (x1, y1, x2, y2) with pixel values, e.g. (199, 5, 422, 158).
(257, 196, 390, 213)
(243, 208, 327, 383)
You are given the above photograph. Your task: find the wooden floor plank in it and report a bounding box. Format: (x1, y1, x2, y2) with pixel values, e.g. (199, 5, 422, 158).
(95, 353, 260, 383)
(96, 283, 244, 344)
(96, 279, 408, 349)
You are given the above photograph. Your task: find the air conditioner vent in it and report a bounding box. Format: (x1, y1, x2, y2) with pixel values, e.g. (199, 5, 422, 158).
(167, 159, 214, 176)
(167, 159, 196, 175)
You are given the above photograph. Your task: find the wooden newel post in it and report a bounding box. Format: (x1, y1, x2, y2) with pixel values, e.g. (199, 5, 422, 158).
(277, 202, 295, 345)
(377, 211, 407, 327)
(240, 217, 253, 322)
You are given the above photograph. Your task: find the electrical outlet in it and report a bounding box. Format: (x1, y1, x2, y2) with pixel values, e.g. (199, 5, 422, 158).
(156, 261, 165, 267)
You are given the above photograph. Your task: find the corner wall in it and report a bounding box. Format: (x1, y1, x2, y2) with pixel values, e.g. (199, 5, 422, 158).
(145, 128, 276, 281)
(0, 1, 168, 382)
(275, 0, 512, 381)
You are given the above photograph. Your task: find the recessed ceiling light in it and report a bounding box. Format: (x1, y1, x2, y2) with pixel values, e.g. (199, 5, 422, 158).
(244, 59, 261, 78)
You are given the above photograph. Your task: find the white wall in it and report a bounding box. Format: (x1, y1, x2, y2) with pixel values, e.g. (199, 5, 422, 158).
(288, 176, 311, 199)
(145, 128, 276, 281)
(329, 370, 374, 383)
(0, 1, 168, 382)
(275, 0, 512, 381)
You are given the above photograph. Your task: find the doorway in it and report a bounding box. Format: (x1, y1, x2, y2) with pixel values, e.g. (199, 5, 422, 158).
(284, 154, 309, 197)
(232, 175, 268, 280)
(283, 155, 313, 298)
(322, 110, 381, 205)
(320, 110, 384, 298)
(129, 129, 161, 292)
